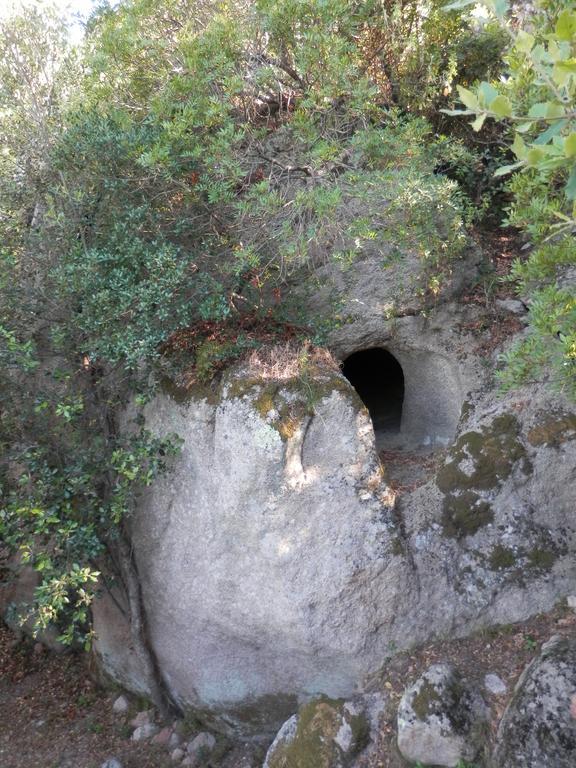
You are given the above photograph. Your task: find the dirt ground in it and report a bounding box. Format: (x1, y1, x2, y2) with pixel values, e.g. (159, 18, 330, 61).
(1, 604, 574, 768)
(0, 620, 176, 768)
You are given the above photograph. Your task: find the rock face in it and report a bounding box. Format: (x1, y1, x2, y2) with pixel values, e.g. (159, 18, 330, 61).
(397, 664, 487, 767)
(95, 360, 408, 733)
(92, 333, 576, 734)
(492, 636, 576, 767)
(263, 697, 369, 768)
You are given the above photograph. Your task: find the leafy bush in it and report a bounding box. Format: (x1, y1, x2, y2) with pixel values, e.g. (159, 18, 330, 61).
(444, 0, 576, 397)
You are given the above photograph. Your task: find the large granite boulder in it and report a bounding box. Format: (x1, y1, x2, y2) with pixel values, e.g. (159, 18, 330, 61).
(94, 358, 409, 734)
(492, 635, 576, 767)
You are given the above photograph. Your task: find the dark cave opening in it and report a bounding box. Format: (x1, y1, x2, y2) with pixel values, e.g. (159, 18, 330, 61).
(341, 348, 405, 435)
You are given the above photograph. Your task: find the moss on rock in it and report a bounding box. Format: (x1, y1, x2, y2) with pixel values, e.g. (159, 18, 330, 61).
(526, 547, 557, 571)
(159, 376, 220, 405)
(442, 491, 494, 539)
(437, 414, 526, 495)
(227, 371, 361, 442)
(267, 696, 368, 768)
(489, 545, 517, 571)
(411, 679, 443, 720)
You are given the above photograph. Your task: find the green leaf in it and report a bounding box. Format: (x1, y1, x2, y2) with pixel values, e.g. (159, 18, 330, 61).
(566, 166, 576, 200)
(489, 95, 513, 118)
(478, 81, 499, 107)
(511, 134, 527, 160)
(555, 10, 576, 42)
(440, 109, 474, 116)
(526, 147, 546, 167)
(456, 85, 479, 110)
(471, 113, 487, 132)
(515, 30, 534, 54)
(494, 161, 524, 177)
(565, 134, 576, 159)
(491, 0, 509, 16)
(442, 0, 477, 10)
(553, 61, 576, 87)
(528, 103, 548, 119)
(516, 122, 534, 134)
(546, 102, 565, 119)
(534, 119, 569, 145)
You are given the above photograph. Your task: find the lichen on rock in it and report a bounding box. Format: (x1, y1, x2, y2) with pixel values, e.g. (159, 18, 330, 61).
(397, 664, 488, 768)
(493, 636, 576, 768)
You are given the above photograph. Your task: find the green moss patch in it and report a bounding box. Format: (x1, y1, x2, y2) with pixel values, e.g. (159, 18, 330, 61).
(159, 376, 220, 405)
(442, 491, 494, 539)
(489, 545, 517, 570)
(526, 547, 557, 571)
(437, 414, 526, 495)
(411, 680, 443, 720)
(227, 372, 361, 441)
(268, 696, 368, 768)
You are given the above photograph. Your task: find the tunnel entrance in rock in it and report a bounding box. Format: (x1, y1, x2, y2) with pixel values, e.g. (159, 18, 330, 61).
(342, 348, 405, 438)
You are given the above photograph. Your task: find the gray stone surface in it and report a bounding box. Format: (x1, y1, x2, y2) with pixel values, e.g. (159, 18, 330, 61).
(93, 354, 576, 734)
(187, 731, 216, 756)
(112, 695, 129, 714)
(262, 715, 298, 768)
(95, 365, 407, 733)
(493, 635, 576, 767)
(483, 674, 507, 696)
(131, 723, 159, 741)
(129, 710, 153, 729)
(91, 291, 576, 737)
(101, 760, 123, 768)
(397, 664, 487, 767)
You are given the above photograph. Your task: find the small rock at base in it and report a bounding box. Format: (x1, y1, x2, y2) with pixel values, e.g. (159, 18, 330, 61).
(187, 731, 216, 755)
(496, 298, 526, 315)
(152, 725, 173, 745)
(397, 663, 488, 767)
(566, 595, 576, 611)
(112, 695, 129, 714)
(101, 760, 123, 768)
(132, 723, 160, 741)
(170, 748, 185, 763)
(130, 709, 153, 728)
(484, 673, 507, 696)
(172, 719, 187, 736)
(168, 731, 183, 749)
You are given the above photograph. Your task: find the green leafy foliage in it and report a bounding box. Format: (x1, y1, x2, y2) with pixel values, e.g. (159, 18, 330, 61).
(444, 0, 576, 397)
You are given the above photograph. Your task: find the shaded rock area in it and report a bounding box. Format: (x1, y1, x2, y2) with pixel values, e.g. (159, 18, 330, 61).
(492, 635, 576, 768)
(2, 608, 575, 768)
(396, 664, 488, 767)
